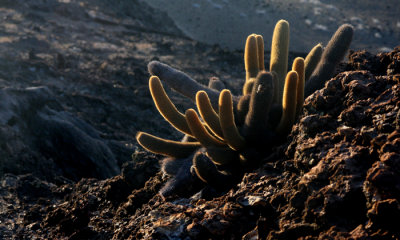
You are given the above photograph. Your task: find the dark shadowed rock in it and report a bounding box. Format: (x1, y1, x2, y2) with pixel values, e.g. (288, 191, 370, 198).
(0, 86, 121, 181)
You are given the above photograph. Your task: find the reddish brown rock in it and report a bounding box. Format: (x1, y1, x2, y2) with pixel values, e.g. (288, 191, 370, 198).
(1, 1, 400, 238)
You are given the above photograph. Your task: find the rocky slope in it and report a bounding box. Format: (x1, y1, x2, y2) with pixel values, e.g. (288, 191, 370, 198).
(0, 0, 399, 239)
(2, 47, 399, 239)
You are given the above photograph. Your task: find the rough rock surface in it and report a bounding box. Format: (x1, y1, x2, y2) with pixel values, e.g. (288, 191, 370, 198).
(3, 34, 400, 240)
(114, 47, 400, 240)
(0, 86, 120, 180)
(1, 0, 400, 239)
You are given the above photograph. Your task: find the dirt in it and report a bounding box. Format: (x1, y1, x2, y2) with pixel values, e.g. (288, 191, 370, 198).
(0, 0, 399, 239)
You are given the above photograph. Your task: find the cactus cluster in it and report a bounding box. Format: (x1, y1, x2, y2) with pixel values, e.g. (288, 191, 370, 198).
(136, 20, 353, 198)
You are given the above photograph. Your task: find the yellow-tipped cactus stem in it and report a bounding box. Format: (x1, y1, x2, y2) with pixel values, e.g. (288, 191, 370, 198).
(185, 109, 225, 147)
(243, 78, 255, 96)
(244, 34, 265, 95)
(292, 57, 305, 118)
(236, 94, 250, 125)
(149, 76, 192, 135)
(186, 108, 237, 165)
(243, 71, 274, 138)
(271, 71, 279, 104)
(276, 71, 298, 135)
(136, 132, 201, 158)
(244, 34, 259, 82)
(219, 89, 246, 151)
(196, 91, 224, 138)
(205, 145, 238, 165)
(270, 20, 290, 104)
(305, 24, 353, 96)
(192, 151, 231, 185)
(148, 61, 222, 109)
(304, 43, 323, 81)
(255, 35, 265, 71)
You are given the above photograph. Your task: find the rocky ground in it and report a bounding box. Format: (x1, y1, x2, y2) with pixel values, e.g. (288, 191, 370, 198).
(0, 0, 399, 239)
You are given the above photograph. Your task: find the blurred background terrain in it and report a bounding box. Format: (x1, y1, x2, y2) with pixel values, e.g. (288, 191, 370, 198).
(147, 0, 400, 52)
